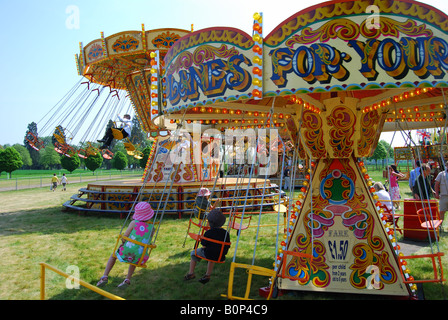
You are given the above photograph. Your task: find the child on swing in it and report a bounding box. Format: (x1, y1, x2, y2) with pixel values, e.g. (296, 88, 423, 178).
(184, 208, 231, 284)
(96, 202, 155, 288)
(193, 187, 220, 219)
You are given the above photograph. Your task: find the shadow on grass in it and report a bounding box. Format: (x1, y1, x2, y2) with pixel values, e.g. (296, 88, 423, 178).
(0, 206, 128, 237)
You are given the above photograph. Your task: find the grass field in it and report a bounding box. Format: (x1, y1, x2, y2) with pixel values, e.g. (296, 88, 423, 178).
(0, 172, 446, 301)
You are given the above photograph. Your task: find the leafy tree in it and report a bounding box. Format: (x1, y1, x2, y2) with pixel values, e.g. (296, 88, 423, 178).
(112, 151, 128, 171)
(13, 144, 32, 168)
(377, 140, 393, 159)
(369, 140, 388, 170)
(23, 122, 41, 169)
(61, 152, 81, 173)
(130, 116, 147, 147)
(0, 147, 24, 177)
(85, 152, 103, 174)
(140, 143, 153, 168)
(39, 145, 61, 169)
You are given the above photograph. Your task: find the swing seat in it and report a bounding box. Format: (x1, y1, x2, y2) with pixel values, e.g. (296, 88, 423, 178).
(83, 142, 98, 156)
(124, 141, 135, 152)
(229, 212, 251, 231)
(53, 129, 66, 144)
(111, 127, 125, 140)
(29, 140, 45, 151)
(25, 132, 44, 151)
(417, 207, 443, 232)
(187, 218, 210, 240)
(194, 206, 207, 220)
(112, 234, 156, 268)
(77, 149, 88, 159)
(54, 142, 75, 157)
(133, 150, 143, 159)
(224, 262, 277, 300)
(193, 234, 231, 264)
(102, 149, 114, 160)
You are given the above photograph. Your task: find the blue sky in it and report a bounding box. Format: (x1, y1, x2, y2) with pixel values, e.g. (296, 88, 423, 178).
(0, 0, 445, 147)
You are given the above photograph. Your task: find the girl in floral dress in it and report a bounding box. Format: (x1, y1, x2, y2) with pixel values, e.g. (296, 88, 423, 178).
(97, 202, 155, 288)
(388, 164, 406, 210)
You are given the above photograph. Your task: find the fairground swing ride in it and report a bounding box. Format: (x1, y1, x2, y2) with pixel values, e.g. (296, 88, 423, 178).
(156, 0, 447, 299)
(35, 0, 447, 299)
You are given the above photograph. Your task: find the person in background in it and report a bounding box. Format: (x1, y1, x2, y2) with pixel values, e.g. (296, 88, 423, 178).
(193, 187, 220, 220)
(434, 161, 448, 222)
(283, 165, 291, 190)
(409, 160, 421, 192)
(413, 163, 434, 200)
(98, 114, 132, 149)
(51, 174, 59, 192)
(60, 173, 68, 191)
(388, 164, 406, 209)
(373, 181, 393, 211)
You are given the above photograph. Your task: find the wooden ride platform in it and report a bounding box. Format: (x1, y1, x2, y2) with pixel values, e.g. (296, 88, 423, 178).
(63, 177, 286, 218)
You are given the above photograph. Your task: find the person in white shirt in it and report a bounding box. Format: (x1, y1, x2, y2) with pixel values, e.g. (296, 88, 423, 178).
(60, 173, 68, 191)
(434, 162, 448, 221)
(373, 181, 393, 211)
(98, 114, 132, 149)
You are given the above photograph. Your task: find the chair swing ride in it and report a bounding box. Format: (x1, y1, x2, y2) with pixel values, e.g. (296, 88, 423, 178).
(32, 0, 448, 299)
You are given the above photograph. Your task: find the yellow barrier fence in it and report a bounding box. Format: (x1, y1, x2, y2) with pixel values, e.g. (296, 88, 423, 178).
(39, 262, 125, 300)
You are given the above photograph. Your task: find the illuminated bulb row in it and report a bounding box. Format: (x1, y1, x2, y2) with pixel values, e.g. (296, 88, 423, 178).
(141, 24, 147, 52)
(100, 31, 108, 58)
(141, 141, 157, 182)
(362, 87, 436, 113)
(79, 42, 84, 69)
(386, 106, 444, 122)
(287, 95, 322, 114)
(150, 51, 159, 116)
(273, 164, 314, 272)
(172, 118, 286, 128)
(360, 159, 417, 294)
(252, 12, 263, 100)
(187, 106, 291, 119)
(75, 54, 81, 76)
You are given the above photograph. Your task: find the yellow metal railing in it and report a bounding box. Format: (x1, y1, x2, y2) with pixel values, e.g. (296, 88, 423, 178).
(39, 262, 125, 300)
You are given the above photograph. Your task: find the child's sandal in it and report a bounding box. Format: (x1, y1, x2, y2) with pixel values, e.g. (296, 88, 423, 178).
(184, 273, 196, 281)
(117, 279, 130, 288)
(198, 274, 210, 284)
(96, 276, 108, 287)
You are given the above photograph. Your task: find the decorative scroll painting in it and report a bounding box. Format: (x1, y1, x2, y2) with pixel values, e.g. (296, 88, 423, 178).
(143, 135, 199, 184)
(263, 0, 448, 95)
(162, 27, 257, 113)
(78, 28, 190, 90)
(161, 0, 448, 113)
(278, 157, 410, 296)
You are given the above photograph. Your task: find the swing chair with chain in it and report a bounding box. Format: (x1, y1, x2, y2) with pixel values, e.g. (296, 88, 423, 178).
(28, 71, 118, 159)
(25, 77, 85, 151)
(110, 117, 189, 268)
(373, 106, 446, 293)
(221, 100, 292, 300)
(181, 132, 233, 264)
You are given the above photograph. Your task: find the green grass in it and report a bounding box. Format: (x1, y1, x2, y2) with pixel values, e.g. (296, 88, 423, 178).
(0, 172, 447, 300)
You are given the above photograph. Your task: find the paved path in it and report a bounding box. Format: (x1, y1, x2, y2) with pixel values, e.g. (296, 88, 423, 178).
(398, 239, 430, 255)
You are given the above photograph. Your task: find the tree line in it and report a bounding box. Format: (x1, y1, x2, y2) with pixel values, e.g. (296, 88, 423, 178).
(0, 117, 153, 177)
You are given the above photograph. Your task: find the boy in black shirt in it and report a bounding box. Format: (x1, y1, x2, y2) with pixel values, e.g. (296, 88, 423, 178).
(184, 208, 231, 284)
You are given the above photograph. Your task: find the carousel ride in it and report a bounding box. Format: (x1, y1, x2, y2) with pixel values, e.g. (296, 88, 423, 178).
(31, 0, 447, 299)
